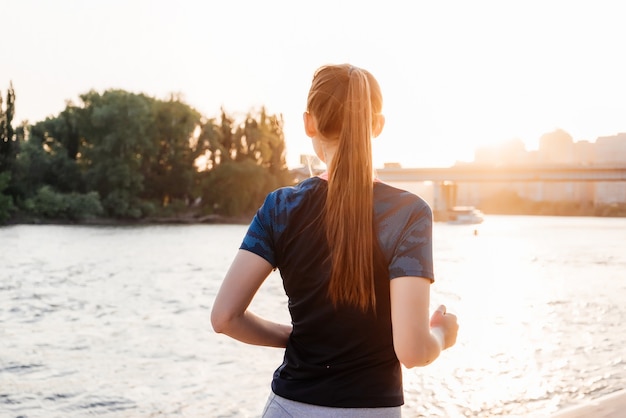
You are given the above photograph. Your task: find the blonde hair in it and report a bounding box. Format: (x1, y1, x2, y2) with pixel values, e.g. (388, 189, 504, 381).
(306, 64, 383, 311)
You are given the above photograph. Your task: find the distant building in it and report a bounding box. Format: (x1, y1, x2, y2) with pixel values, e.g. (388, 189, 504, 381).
(574, 140, 594, 165)
(457, 131, 626, 207)
(595, 133, 626, 165)
(538, 129, 575, 164)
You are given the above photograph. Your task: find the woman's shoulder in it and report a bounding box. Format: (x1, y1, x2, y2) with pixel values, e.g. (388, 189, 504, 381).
(262, 176, 326, 213)
(270, 176, 324, 198)
(374, 181, 431, 214)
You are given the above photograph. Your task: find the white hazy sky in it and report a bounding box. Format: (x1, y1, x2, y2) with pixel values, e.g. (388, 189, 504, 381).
(3, 0, 626, 168)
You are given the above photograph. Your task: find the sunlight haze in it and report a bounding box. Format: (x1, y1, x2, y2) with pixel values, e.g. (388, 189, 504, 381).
(3, 0, 625, 168)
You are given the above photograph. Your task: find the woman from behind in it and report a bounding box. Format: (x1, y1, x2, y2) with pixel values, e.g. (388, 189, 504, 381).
(211, 63, 459, 417)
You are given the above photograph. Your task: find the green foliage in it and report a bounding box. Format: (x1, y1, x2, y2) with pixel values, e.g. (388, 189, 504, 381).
(7, 85, 292, 223)
(197, 107, 289, 174)
(197, 110, 235, 169)
(0, 82, 16, 173)
(99, 188, 142, 219)
(0, 83, 20, 206)
(13, 123, 84, 198)
(24, 185, 67, 218)
(141, 96, 203, 205)
(201, 160, 279, 218)
(79, 90, 156, 217)
(24, 186, 103, 220)
(196, 107, 292, 217)
(0, 171, 15, 223)
(150, 198, 189, 218)
(65, 191, 104, 220)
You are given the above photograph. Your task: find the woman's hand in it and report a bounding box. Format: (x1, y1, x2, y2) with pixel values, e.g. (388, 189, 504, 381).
(429, 305, 458, 350)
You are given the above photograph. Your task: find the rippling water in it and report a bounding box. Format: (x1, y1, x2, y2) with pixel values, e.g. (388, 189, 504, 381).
(1, 216, 625, 417)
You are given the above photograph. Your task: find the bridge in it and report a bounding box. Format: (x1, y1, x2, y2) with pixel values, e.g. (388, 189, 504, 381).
(372, 164, 626, 217)
(375, 164, 626, 183)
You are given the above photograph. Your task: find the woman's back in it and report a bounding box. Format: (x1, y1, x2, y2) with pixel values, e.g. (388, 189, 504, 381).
(241, 177, 434, 407)
(211, 63, 458, 417)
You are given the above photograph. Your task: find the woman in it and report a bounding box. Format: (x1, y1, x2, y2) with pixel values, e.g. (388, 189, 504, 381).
(211, 64, 459, 417)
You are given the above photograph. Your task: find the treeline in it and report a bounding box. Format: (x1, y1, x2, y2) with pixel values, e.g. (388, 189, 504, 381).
(0, 84, 293, 224)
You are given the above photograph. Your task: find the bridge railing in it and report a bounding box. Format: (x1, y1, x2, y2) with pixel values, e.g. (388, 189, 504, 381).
(375, 164, 626, 183)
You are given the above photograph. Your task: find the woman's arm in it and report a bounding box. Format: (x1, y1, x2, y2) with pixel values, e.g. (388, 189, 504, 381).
(390, 276, 458, 368)
(211, 249, 292, 348)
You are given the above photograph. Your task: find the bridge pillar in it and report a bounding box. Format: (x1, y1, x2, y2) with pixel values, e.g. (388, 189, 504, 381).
(433, 181, 457, 219)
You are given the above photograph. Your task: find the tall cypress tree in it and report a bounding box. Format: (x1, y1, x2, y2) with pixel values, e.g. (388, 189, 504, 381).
(0, 82, 16, 173)
(0, 83, 16, 221)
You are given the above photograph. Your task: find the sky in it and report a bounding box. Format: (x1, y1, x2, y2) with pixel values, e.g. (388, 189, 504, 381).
(2, 0, 626, 168)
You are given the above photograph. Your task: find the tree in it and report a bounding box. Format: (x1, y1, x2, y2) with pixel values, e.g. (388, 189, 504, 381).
(11, 125, 52, 198)
(255, 108, 291, 183)
(197, 108, 292, 217)
(198, 109, 236, 169)
(0, 82, 16, 173)
(78, 89, 156, 218)
(0, 83, 18, 220)
(141, 96, 202, 207)
(57, 104, 82, 161)
(4, 86, 293, 221)
(201, 160, 276, 217)
(23, 115, 84, 194)
(22, 185, 102, 221)
(0, 171, 14, 223)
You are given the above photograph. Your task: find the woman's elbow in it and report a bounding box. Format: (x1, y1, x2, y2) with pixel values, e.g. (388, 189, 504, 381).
(395, 347, 439, 369)
(210, 306, 233, 334)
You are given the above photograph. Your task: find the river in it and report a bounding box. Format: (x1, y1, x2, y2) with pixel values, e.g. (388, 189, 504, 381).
(1, 215, 625, 417)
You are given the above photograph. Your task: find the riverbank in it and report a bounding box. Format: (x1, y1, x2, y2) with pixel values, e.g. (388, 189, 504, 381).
(551, 390, 626, 418)
(6, 210, 626, 228)
(3, 211, 253, 226)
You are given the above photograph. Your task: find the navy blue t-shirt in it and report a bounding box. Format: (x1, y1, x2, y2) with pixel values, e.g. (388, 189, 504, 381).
(241, 176, 434, 408)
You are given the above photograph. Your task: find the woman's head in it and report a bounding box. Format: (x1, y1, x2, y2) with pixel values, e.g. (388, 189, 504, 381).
(305, 64, 384, 311)
(306, 64, 383, 142)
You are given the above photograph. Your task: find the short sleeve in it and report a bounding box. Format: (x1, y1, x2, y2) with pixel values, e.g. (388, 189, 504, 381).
(388, 203, 434, 282)
(239, 179, 317, 268)
(240, 192, 277, 267)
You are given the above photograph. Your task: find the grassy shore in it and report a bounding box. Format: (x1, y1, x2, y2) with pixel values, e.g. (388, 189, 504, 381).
(3, 211, 253, 226)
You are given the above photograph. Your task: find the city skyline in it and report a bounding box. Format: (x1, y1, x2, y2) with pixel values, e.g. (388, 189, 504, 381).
(472, 131, 626, 167)
(3, 0, 626, 168)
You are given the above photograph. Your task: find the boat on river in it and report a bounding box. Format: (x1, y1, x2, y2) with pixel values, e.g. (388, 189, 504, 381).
(447, 206, 484, 224)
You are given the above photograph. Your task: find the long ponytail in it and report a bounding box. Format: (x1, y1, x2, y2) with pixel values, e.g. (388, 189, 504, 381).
(306, 64, 383, 311)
